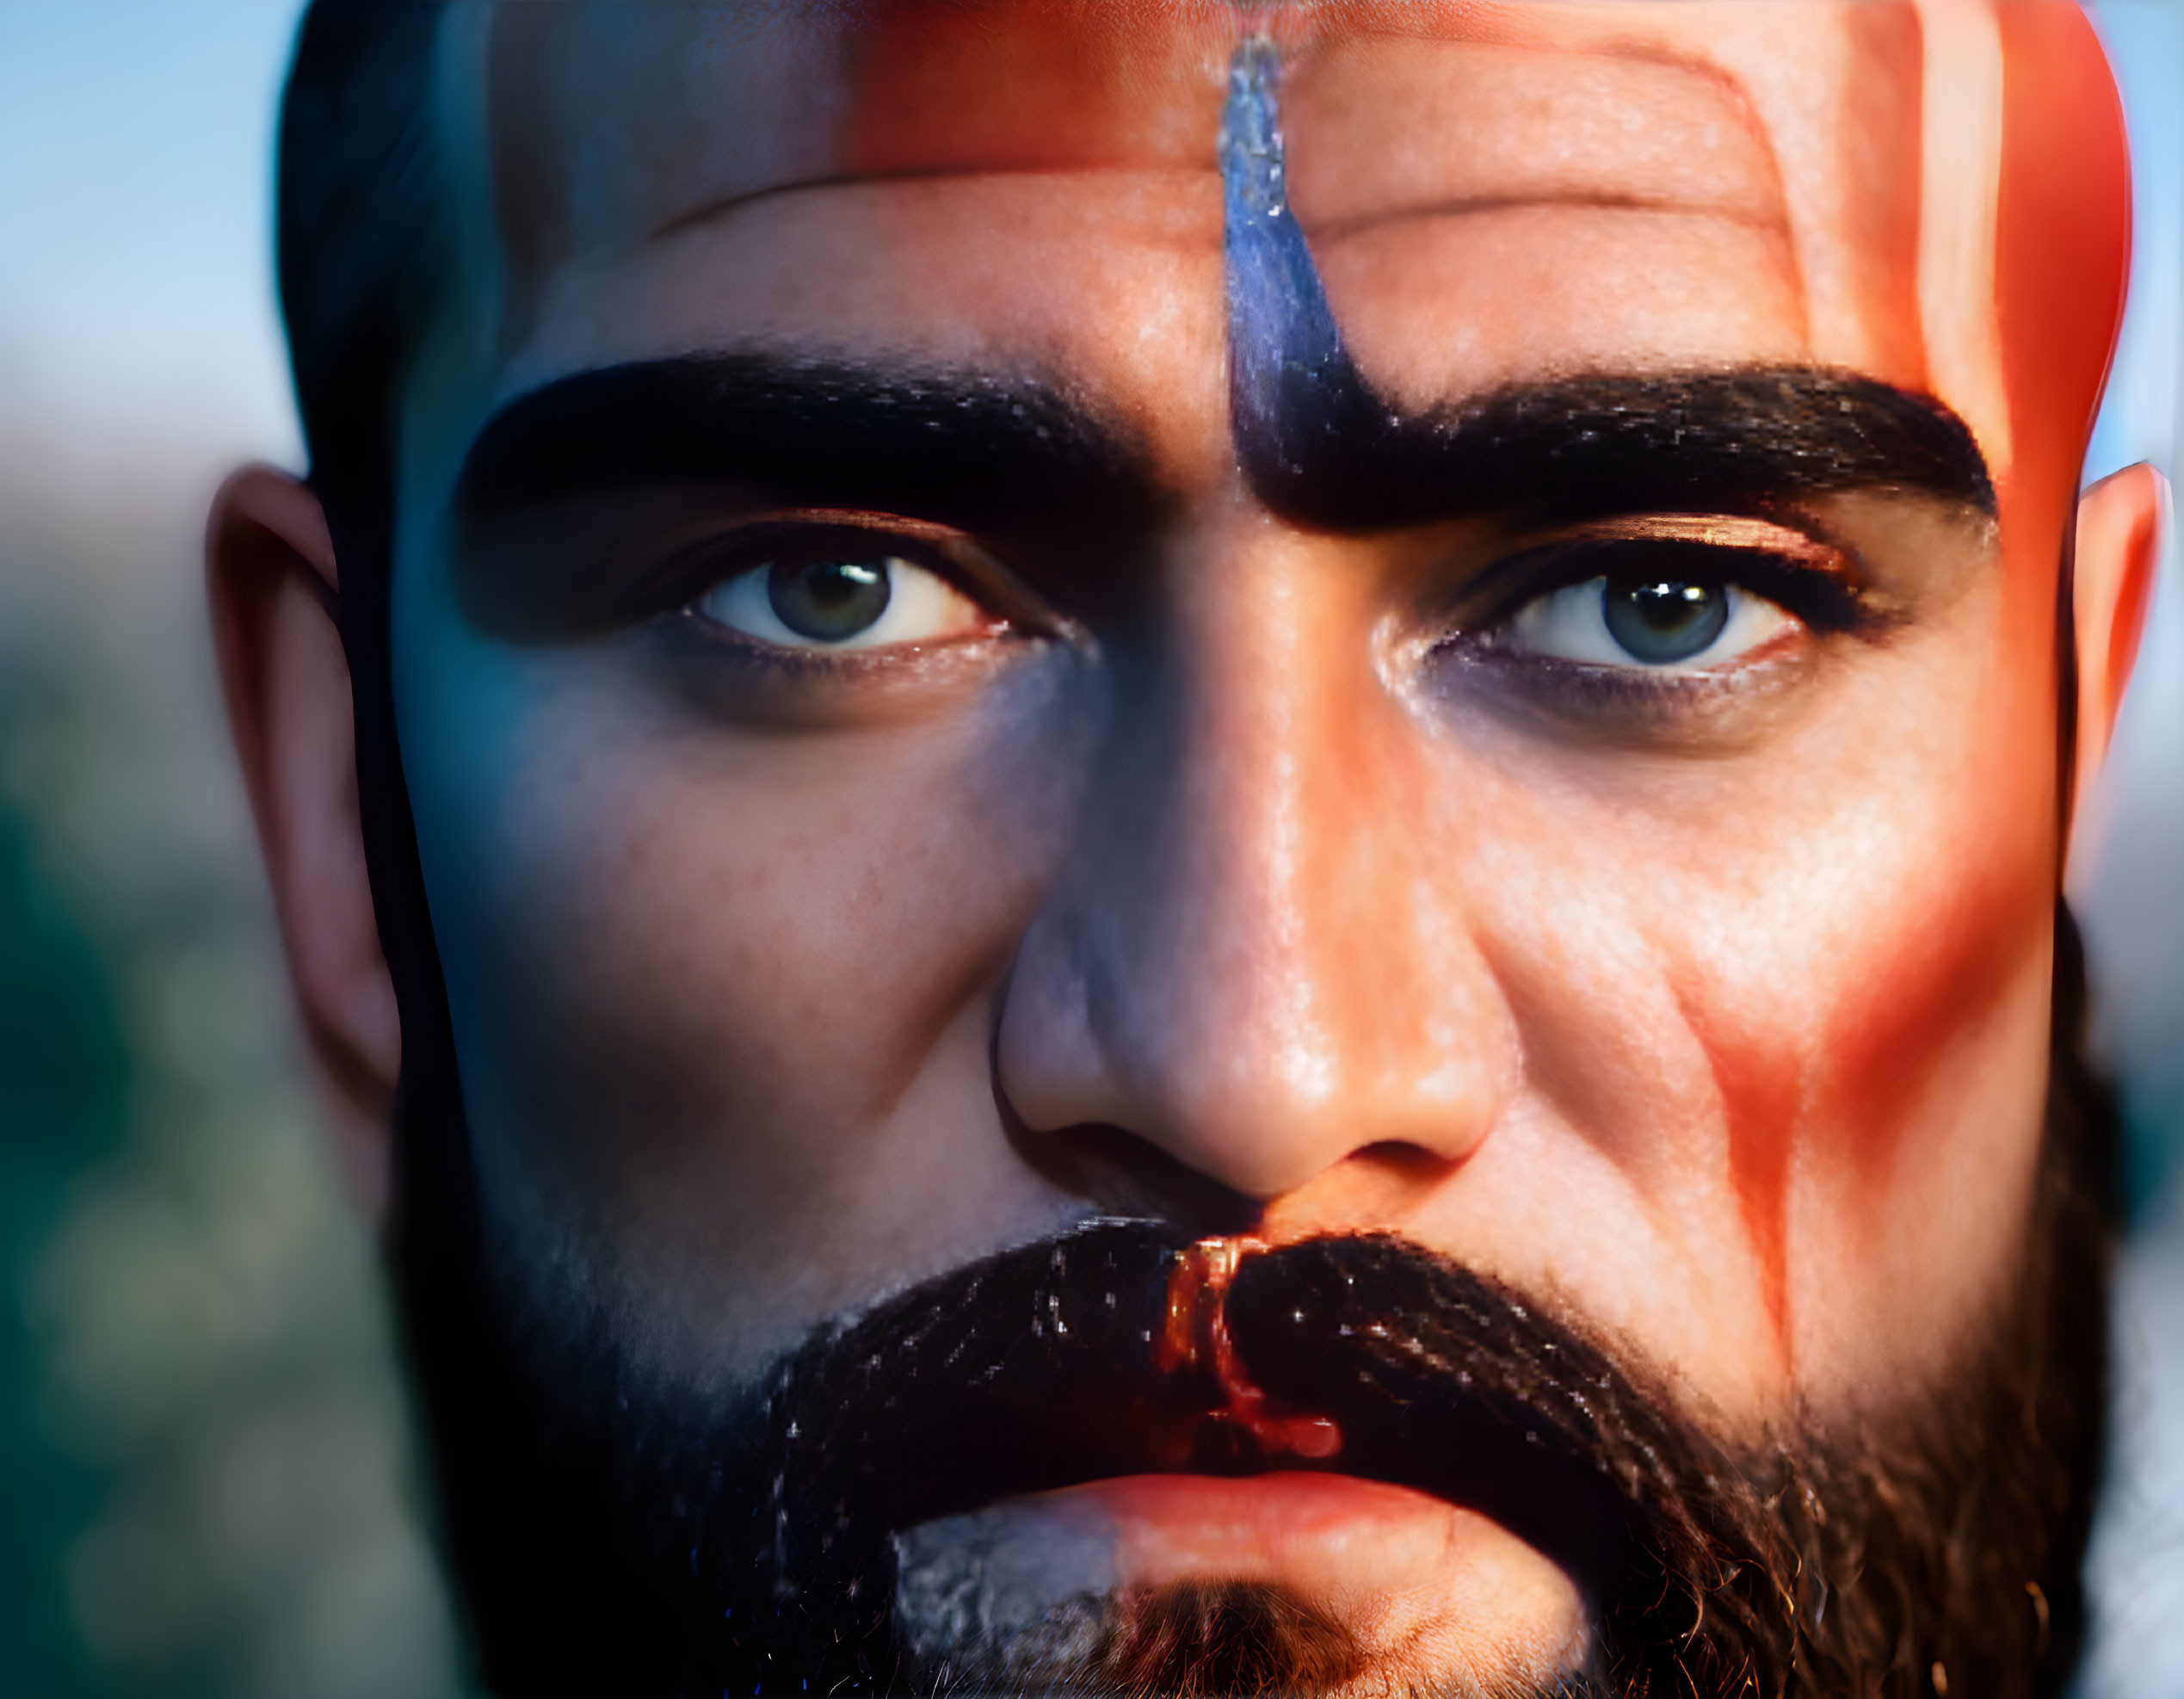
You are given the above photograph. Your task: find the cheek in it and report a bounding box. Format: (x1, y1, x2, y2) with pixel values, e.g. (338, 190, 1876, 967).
(398, 625, 1094, 1342)
(1801, 776, 2051, 1196)
(1670, 601, 2060, 1384)
(1796, 559, 2061, 1179)
(1446, 578, 2062, 1403)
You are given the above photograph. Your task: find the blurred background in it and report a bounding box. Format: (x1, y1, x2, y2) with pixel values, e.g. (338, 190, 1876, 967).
(0, 4, 463, 1695)
(0, 4, 2181, 1696)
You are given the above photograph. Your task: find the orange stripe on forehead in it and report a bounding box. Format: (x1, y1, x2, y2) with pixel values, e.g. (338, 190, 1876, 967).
(1916, 0, 2013, 478)
(836, 2, 1238, 182)
(1994, 1, 2130, 522)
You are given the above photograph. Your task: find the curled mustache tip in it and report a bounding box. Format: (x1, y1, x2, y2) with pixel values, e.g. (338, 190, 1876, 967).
(1160, 1235, 1345, 1461)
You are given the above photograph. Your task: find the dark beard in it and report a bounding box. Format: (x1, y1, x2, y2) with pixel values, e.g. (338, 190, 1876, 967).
(380, 916, 2117, 1699)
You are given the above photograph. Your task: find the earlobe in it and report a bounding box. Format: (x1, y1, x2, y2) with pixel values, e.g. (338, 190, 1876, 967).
(2067, 460, 2166, 865)
(207, 466, 400, 1216)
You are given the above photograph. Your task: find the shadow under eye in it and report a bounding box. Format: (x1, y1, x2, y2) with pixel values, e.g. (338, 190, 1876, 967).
(1427, 633, 1824, 749)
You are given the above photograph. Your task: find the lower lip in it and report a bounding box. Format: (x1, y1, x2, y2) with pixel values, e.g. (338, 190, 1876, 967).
(904, 1472, 1589, 1682)
(1017, 1471, 1521, 1592)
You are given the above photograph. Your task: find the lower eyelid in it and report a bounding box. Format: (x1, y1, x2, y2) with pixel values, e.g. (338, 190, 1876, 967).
(1428, 633, 1821, 738)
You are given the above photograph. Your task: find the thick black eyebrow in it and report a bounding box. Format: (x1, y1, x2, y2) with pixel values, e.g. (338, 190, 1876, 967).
(1244, 364, 1998, 535)
(454, 353, 1168, 540)
(1217, 45, 1990, 534)
(452, 354, 1993, 647)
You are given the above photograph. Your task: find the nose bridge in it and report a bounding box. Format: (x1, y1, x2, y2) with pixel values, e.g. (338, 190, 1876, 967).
(998, 530, 1505, 1204)
(1122, 550, 1345, 1112)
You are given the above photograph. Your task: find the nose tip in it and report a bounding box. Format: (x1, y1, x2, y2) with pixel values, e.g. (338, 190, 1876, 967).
(992, 530, 1515, 1226)
(995, 903, 1503, 1215)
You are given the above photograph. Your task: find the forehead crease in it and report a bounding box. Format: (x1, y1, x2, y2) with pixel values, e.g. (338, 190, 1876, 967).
(483, 5, 1833, 310)
(1284, 41, 1788, 237)
(484, 2, 1253, 276)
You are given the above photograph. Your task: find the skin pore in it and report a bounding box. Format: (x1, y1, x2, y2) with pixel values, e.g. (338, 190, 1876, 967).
(208, 3, 2162, 1692)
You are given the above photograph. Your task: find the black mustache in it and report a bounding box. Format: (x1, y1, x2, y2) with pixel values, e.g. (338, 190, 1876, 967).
(683, 1222, 1730, 1689)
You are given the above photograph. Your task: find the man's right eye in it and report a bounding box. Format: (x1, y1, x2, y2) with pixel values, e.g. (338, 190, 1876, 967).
(692, 543, 997, 652)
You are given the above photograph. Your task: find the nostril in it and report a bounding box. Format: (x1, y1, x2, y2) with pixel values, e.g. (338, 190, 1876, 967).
(991, 993, 1268, 1233)
(996, 1096, 1268, 1237)
(1354, 1138, 1465, 1183)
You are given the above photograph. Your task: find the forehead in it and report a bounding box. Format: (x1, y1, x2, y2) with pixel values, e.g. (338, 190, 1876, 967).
(482, 4, 1909, 224)
(436, 0, 2120, 518)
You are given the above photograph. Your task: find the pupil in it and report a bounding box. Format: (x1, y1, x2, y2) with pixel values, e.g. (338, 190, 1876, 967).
(768, 556, 892, 642)
(1601, 577, 1728, 664)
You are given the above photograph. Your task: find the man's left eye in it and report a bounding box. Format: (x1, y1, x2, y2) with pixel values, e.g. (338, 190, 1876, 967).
(1497, 573, 1792, 670)
(695, 550, 992, 651)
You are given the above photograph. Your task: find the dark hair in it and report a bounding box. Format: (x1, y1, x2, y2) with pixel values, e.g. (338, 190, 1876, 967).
(277, 0, 447, 597)
(275, 0, 453, 948)
(279, 25, 487, 1609)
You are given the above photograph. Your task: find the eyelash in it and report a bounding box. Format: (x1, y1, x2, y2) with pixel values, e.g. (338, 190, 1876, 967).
(658, 522, 954, 611)
(1458, 534, 1876, 639)
(1421, 530, 1889, 726)
(647, 516, 1069, 706)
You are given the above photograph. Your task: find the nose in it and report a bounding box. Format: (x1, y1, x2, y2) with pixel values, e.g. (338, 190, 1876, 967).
(996, 524, 1515, 1216)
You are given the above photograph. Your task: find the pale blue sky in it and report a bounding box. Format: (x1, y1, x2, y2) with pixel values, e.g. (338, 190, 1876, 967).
(2092, 0, 2184, 482)
(0, 0, 306, 462)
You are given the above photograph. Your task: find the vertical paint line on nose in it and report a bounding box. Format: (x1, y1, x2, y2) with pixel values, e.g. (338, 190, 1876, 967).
(1213, 43, 1348, 1118)
(1219, 39, 1386, 497)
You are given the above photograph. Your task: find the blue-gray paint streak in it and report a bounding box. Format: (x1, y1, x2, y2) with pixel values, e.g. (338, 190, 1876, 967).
(1220, 39, 1385, 488)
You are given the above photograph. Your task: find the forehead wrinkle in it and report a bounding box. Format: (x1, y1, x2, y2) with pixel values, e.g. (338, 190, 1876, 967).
(1286, 41, 1792, 232)
(479, 3, 1244, 321)
(624, 28, 1808, 358)
(1607, 3, 1928, 387)
(1281, 34, 1806, 345)
(645, 159, 1223, 252)
(1287, 4, 1955, 390)
(479, 7, 1813, 259)
(1302, 197, 1787, 257)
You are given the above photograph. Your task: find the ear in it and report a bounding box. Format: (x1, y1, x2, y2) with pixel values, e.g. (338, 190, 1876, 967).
(207, 466, 400, 1218)
(2067, 460, 2166, 867)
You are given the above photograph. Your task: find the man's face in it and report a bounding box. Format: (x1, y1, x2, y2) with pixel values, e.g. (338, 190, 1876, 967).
(370, 3, 2125, 1690)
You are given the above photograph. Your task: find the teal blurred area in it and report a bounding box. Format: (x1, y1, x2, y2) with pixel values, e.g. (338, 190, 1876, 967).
(0, 485, 469, 1699)
(0, 3, 2179, 1697)
(0, 3, 469, 1694)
